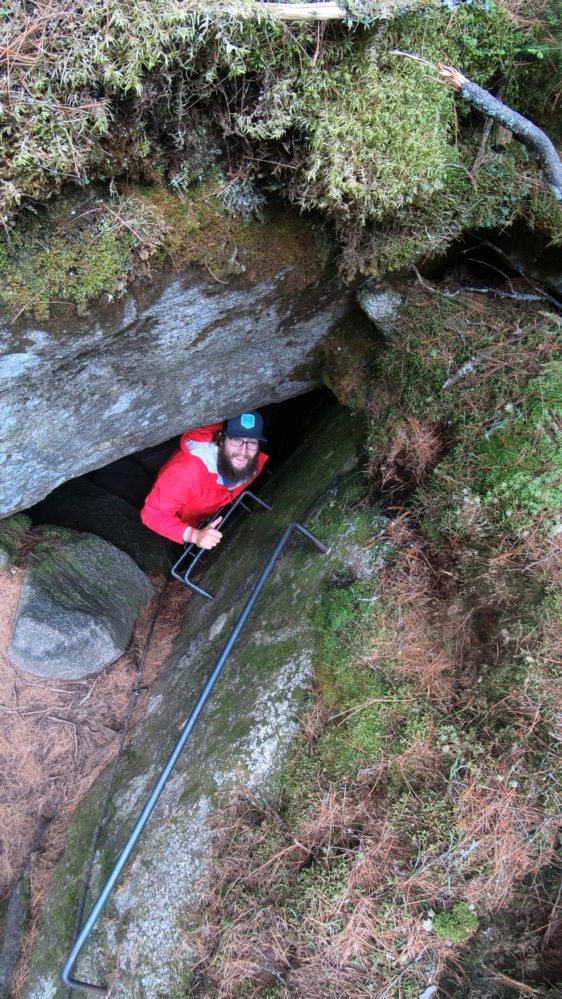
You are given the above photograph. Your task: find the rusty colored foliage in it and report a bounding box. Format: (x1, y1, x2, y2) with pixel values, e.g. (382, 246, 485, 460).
(182, 490, 562, 999)
(0, 561, 191, 997)
(377, 417, 443, 491)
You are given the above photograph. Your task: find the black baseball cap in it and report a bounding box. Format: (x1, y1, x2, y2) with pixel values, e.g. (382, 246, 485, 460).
(224, 411, 267, 442)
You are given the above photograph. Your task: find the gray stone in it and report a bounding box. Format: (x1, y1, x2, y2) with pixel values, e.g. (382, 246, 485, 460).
(8, 531, 155, 679)
(0, 256, 352, 518)
(357, 279, 403, 335)
(28, 479, 174, 574)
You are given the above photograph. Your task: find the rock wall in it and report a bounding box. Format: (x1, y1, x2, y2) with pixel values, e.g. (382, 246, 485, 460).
(0, 218, 353, 519)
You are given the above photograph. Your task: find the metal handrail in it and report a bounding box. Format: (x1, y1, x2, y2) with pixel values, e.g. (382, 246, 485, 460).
(170, 490, 272, 599)
(62, 521, 329, 994)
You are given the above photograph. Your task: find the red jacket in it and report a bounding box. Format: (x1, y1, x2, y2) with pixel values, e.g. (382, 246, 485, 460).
(140, 423, 268, 543)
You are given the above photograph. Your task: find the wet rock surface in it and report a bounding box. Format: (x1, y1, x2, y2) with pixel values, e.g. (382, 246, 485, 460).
(0, 258, 352, 518)
(9, 530, 155, 679)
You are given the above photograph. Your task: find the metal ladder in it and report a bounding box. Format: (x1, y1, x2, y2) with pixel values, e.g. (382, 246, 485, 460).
(170, 489, 272, 598)
(62, 520, 329, 995)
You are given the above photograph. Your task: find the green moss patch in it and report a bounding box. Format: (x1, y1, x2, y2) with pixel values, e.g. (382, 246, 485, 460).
(144, 180, 330, 286)
(434, 902, 478, 942)
(0, 513, 32, 567)
(474, 361, 562, 525)
(0, 190, 167, 319)
(2, 0, 561, 282)
(0, 177, 330, 319)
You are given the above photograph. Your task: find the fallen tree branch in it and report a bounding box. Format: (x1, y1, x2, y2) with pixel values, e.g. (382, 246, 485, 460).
(412, 266, 553, 304)
(443, 285, 546, 302)
(443, 333, 523, 390)
(460, 245, 562, 308)
(392, 52, 562, 201)
(256, 2, 346, 19)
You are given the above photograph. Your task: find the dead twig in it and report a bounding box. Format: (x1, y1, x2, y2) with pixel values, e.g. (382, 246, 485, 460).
(392, 52, 562, 200)
(443, 333, 525, 389)
(9, 285, 49, 325)
(483, 970, 544, 995)
(412, 265, 549, 304)
(542, 868, 562, 949)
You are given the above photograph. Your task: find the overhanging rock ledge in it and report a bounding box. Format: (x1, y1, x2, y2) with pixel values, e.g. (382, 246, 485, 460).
(0, 262, 352, 518)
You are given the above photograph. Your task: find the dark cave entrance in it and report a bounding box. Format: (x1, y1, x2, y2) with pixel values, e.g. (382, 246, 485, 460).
(416, 220, 562, 309)
(25, 387, 337, 573)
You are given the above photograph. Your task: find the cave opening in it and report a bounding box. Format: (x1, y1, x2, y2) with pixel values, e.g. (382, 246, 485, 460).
(25, 386, 337, 571)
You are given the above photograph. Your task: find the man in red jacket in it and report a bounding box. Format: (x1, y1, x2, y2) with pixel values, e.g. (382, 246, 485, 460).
(141, 411, 268, 549)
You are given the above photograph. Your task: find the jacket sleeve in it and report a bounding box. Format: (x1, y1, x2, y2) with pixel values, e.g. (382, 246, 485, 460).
(140, 460, 202, 543)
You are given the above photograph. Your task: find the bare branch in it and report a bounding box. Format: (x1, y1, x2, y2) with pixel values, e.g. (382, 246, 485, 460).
(392, 52, 562, 201)
(257, 2, 346, 19)
(411, 266, 550, 305)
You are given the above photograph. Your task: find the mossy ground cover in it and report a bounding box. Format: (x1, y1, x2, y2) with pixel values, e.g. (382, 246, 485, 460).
(183, 287, 562, 997)
(0, 513, 31, 566)
(2, 0, 562, 304)
(0, 188, 167, 319)
(0, 178, 329, 320)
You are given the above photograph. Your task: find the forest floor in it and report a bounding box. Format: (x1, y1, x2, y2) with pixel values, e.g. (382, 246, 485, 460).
(0, 554, 191, 996)
(178, 281, 562, 999)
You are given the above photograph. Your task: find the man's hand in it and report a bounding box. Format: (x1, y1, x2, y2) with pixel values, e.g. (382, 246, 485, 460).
(192, 517, 223, 549)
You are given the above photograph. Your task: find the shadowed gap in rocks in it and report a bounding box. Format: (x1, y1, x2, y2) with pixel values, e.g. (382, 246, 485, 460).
(25, 388, 335, 573)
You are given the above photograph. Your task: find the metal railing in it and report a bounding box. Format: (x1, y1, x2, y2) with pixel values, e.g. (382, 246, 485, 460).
(171, 490, 272, 598)
(62, 521, 329, 995)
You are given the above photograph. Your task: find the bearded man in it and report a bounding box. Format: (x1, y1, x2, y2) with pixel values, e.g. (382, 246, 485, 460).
(140, 412, 268, 548)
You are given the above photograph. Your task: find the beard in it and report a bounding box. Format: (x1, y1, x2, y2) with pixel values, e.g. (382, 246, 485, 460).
(217, 446, 259, 484)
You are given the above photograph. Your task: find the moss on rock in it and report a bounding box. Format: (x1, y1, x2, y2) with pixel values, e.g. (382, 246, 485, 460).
(9, 529, 155, 678)
(0, 189, 167, 319)
(0, 513, 32, 567)
(0, 176, 331, 319)
(2, 0, 561, 284)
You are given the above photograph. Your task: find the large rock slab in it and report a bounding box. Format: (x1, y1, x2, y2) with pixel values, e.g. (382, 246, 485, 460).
(9, 530, 155, 679)
(0, 235, 352, 518)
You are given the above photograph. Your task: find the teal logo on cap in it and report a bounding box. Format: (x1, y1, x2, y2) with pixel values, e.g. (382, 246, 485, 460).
(241, 413, 255, 429)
